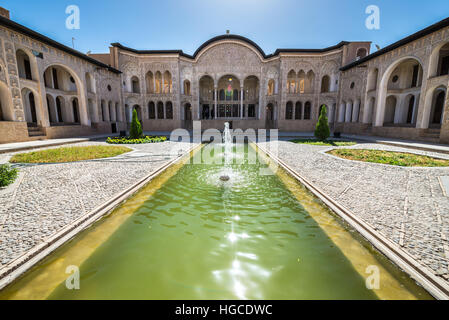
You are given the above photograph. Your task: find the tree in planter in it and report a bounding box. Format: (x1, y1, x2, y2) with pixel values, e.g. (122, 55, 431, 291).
(129, 109, 143, 139)
(314, 105, 330, 141)
(0, 164, 18, 188)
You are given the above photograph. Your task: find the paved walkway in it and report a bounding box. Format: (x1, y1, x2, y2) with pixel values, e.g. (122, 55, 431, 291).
(0, 140, 191, 266)
(341, 134, 449, 154)
(261, 140, 449, 286)
(0, 134, 118, 154)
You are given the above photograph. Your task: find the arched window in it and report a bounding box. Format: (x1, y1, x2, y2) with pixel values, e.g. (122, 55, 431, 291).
(287, 70, 297, 93)
(22, 90, 37, 124)
(295, 102, 302, 120)
(285, 102, 293, 120)
(16, 50, 33, 80)
(146, 71, 154, 94)
(157, 101, 164, 119)
(72, 98, 80, 124)
(406, 96, 415, 124)
(148, 102, 156, 119)
(438, 43, 449, 76)
(85, 73, 94, 93)
(166, 102, 173, 119)
(304, 102, 311, 120)
(384, 96, 397, 124)
(367, 68, 379, 91)
(321, 75, 330, 93)
(164, 71, 172, 94)
(267, 79, 275, 96)
(297, 70, 306, 94)
(56, 97, 64, 123)
(356, 48, 367, 60)
(131, 76, 140, 94)
(306, 71, 315, 93)
(431, 90, 446, 126)
(233, 89, 239, 101)
(184, 80, 191, 95)
(155, 72, 162, 94)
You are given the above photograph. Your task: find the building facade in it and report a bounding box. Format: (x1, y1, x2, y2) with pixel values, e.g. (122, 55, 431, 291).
(0, 7, 449, 143)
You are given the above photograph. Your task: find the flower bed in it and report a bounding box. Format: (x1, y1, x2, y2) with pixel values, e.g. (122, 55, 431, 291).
(106, 136, 167, 145)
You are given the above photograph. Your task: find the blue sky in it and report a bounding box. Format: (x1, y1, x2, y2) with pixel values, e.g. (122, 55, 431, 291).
(2, 0, 449, 55)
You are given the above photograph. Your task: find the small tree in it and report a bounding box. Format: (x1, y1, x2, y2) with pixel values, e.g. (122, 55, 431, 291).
(314, 105, 330, 141)
(129, 109, 143, 139)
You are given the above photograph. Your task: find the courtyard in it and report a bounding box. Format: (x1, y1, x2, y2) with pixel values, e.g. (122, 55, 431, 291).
(0, 134, 448, 299)
(1, 0, 449, 305)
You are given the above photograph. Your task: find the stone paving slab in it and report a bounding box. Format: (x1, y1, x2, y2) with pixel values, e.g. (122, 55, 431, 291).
(261, 140, 449, 285)
(0, 140, 191, 266)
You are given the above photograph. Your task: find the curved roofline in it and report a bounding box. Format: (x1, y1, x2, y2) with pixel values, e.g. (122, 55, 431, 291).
(111, 35, 349, 60)
(192, 34, 267, 58)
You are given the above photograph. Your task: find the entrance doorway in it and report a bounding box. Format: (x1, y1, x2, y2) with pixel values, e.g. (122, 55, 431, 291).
(184, 103, 193, 130)
(265, 103, 277, 129)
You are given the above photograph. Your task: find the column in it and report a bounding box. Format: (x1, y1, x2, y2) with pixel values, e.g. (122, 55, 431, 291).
(339, 103, 346, 122)
(214, 86, 218, 119)
(345, 102, 353, 122)
(411, 94, 419, 124)
(240, 87, 244, 119)
(352, 100, 360, 123)
(394, 96, 405, 124)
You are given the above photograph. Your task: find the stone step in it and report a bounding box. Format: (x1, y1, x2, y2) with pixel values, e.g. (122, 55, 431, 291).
(425, 129, 441, 135)
(27, 127, 42, 132)
(28, 131, 45, 137)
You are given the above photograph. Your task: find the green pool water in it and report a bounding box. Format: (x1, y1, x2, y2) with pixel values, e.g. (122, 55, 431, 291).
(0, 144, 432, 300)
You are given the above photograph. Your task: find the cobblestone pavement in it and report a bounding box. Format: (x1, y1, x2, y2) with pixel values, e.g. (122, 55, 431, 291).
(260, 140, 449, 285)
(0, 141, 191, 267)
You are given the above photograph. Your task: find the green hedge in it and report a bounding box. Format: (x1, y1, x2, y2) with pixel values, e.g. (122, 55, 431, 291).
(0, 164, 18, 188)
(106, 136, 167, 145)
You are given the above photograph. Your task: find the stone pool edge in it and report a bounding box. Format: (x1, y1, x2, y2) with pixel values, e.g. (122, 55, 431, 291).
(255, 142, 449, 300)
(0, 143, 201, 291)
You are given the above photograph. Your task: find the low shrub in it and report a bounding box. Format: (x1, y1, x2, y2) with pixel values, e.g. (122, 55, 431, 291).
(129, 109, 143, 139)
(0, 164, 18, 187)
(314, 105, 330, 141)
(106, 136, 167, 145)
